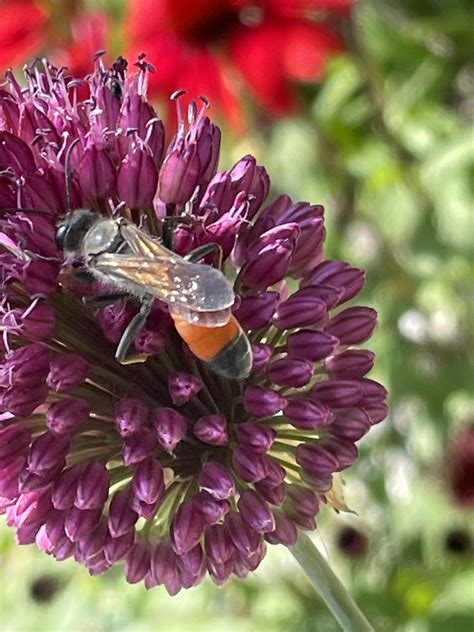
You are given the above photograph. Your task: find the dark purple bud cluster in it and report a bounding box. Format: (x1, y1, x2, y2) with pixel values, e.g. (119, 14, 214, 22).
(0, 57, 388, 593)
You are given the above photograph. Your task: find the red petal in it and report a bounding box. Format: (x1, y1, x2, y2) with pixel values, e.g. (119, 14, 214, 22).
(230, 20, 296, 116)
(0, 1, 48, 71)
(282, 21, 343, 81)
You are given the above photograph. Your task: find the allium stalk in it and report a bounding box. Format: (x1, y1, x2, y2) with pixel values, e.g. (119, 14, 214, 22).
(0, 55, 387, 617)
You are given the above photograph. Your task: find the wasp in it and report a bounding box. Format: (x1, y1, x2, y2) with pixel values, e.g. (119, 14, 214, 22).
(56, 211, 252, 379)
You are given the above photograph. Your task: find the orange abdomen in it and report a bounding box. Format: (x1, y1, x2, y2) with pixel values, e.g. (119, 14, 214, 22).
(171, 313, 241, 361)
(170, 313, 252, 379)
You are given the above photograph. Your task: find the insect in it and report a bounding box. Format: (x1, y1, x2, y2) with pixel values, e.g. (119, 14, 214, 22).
(56, 211, 252, 379)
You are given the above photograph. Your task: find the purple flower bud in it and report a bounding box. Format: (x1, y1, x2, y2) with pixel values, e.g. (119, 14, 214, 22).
(295, 443, 339, 476)
(65, 507, 102, 542)
(0, 455, 23, 498)
(78, 144, 116, 201)
(131, 458, 165, 505)
(232, 447, 268, 483)
(171, 500, 205, 555)
(251, 343, 273, 372)
(8, 301, 56, 342)
(267, 357, 313, 388)
(86, 552, 111, 576)
(318, 437, 359, 471)
(311, 380, 363, 409)
(125, 540, 152, 584)
(225, 512, 261, 556)
(285, 397, 334, 429)
(207, 558, 234, 586)
(20, 259, 59, 295)
(46, 398, 90, 436)
(358, 379, 388, 406)
(233, 291, 279, 330)
(108, 489, 138, 538)
(76, 519, 108, 561)
(168, 371, 203, 406)
(200, 461, 235, 500)
(237, 421, 276, 454)
(365, 402, 389, 424)
(300, 470, 333, 493)
(0, 423, 30, 462)
(15, 488, 52, 527)
(16, 523, 42, 544)
(272, 290, 327, 329)
(286, 484, 320, 517)
(203, 155, 269, 222)
(1, 344, 50, 386)
(255, 481, 286, 504)
(325, 307, 377, 345)
(193, 414, 228, 446)
(115, 396, 150, 437)
(0, 382, 49, 418)
(123, 429, 158, 466)
(152, 407, 187, 452)
(325, 350, 375, 379)
(129, 494, 160, 520)
(236, 540, 267, 573)
(75, 462, 110, 510)
(289, 512, 317, 531)
(117, 92, 164, 166)
(193, 491, 230, 524)
(150, 539, 176, 584)
(158, 114, 220, 204)
(133, 304, 173, 355)
(329, 408, 372, 441)
(18, 464, 60, 493)
(204, 524, 233, 564)
(265, 510, 298, 546)
(53, 537, 75, 561)
(27, 431, 70, 473)
(240, 225, 298, 289)
(164, 572, 183, 596)
(105, 529, 136, 564)
(47, 355, 88, 392)
(177, 543, 204, 578)
(98, 301, 135, 344)
(260, 455, 286, 486)
(244, 386, 288, 417)
(51, 464, 84, 510)
(302, 260, 366, 305)
(118, 144, 158, 208)
(238, 489, 276, 533)
(36, 512, 66, 553)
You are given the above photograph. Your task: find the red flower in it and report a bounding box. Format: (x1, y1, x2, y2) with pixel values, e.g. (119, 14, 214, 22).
(0, 1, 48, 70)
(0, 2, 108, 80)
(126, 0, 354, 126)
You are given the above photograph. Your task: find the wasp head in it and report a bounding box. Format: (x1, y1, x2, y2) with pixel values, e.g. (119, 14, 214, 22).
(56, 210, 99, 253)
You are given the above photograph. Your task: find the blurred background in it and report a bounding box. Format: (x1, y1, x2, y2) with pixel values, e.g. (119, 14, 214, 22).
(0, 0, 473, 630)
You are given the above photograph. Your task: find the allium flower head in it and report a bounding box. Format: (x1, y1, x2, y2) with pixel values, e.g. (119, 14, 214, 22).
(0, 57, 387, 593)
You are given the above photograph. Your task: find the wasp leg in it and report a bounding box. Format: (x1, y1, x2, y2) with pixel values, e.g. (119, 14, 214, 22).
(115, 295, 154, 365)
(82, 293, 129, 308)
(185, 243, 223, 269)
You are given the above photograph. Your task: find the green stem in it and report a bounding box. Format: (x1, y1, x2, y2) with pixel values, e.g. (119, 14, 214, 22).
(288, 532, 374, 632)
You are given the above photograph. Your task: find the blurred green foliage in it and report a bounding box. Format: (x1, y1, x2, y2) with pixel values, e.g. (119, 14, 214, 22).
(1, 0, 473, 630)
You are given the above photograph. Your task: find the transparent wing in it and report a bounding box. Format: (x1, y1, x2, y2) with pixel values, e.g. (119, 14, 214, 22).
(118, 222, 170, 258)
(92, 252, 235, 314)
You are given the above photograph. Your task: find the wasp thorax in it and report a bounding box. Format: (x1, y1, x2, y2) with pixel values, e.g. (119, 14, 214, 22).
(82, 219, 125, 257)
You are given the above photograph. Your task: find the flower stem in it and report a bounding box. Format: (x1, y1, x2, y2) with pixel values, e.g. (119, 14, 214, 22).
(288, 532, 374, 632)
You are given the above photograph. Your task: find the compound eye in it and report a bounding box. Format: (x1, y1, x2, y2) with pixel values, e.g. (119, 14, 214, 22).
(56, 224, 68, 249)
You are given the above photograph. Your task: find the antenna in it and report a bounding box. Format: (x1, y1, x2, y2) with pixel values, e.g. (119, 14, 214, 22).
(64, 138, 81, 210)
